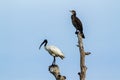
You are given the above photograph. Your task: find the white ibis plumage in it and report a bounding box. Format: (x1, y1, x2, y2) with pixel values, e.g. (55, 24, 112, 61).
(39, 39, 65, 65)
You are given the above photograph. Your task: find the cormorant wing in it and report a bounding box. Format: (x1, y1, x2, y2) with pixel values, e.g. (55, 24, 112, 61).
(74, 17, 82, 27)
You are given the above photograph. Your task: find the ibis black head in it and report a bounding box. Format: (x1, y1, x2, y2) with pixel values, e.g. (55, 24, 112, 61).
(39, 39, 48, 49)
(70, 10, 76, 15)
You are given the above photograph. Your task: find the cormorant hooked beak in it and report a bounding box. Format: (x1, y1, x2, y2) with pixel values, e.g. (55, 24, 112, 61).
(69, 10, 76, 14)
(70, 10, 75, 14)
(39, 39, 48, 50)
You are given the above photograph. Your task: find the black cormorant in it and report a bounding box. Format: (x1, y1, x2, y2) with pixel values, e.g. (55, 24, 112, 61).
(70, 10, 85, 38)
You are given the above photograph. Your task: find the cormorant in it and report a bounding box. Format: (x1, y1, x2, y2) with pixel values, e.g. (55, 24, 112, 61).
(70, 10, 85, 38)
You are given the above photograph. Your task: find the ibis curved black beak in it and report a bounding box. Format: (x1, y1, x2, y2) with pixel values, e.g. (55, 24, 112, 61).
(39, 41, 44, 50)
(39, 39, 48, 50)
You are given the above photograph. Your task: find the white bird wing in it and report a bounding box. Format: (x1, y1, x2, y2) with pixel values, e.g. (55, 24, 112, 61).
(46, 45, 64, 57)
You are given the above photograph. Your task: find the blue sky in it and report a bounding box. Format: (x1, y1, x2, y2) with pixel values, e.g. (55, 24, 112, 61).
(0, 0, 120, 80)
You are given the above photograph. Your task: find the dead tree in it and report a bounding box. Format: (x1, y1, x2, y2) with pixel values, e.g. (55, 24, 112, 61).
(49, 64, 66, 80)
(47, 31, 90, 80)
(77, 32, 91, 80)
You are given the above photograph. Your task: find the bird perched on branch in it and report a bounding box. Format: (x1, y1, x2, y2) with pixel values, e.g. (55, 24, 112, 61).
(39, 39, 65, 65)
(70, 10, 85, 38)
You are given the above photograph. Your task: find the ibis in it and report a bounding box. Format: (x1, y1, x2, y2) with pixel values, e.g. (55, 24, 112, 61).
(39, 39, 65, 65)
(70, 10, 85, 38)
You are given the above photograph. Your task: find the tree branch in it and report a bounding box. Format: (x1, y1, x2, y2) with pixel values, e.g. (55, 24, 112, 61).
(49, 64, 66, 80)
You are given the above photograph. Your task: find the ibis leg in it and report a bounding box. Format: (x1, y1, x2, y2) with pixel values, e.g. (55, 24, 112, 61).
(52, 56, 56, 65)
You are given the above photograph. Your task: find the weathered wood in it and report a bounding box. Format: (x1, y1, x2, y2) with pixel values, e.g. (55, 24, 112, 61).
(85, 52, 91, 55)
(77, 32, 87, 80)
(49, 64, 66, 80)
(48, 31, 90, 80)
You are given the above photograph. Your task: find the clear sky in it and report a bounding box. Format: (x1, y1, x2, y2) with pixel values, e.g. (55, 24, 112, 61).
(0, 0, 120, 80)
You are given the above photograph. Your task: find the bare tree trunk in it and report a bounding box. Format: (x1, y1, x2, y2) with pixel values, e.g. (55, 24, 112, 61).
(77, 32, 90, 80)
